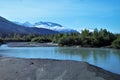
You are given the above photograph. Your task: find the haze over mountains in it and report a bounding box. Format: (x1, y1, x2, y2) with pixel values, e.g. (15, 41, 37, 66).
(0, 16, 59, 35)
(0, 16, 78, 36)
(14, 21, 78, 33)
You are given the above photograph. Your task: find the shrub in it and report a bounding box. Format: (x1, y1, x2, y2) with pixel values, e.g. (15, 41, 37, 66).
(112, 38, 120, 49)
(58, 36, 80, 46)
(31, 37, 51, 43)
(0, 38, 3, 44)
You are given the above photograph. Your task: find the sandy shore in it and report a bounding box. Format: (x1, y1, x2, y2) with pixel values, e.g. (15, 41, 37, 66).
(6, 42, 58, 47)
(0, 57, 120, 80)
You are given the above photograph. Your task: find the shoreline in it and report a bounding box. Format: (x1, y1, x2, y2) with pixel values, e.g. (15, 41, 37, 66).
(1, 42, 113, 49)
(0, 57, 120, 80)
(5, 42, 58, 47)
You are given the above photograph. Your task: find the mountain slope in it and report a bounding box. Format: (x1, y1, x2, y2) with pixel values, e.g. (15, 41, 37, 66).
(14, 21, 78, 33)
(14, 21, 33, 27)
(0, 16, 58, 35)
(34, 21, 78, 33)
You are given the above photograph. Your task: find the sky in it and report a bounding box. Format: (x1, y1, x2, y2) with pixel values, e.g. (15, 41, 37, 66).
(0, 0, 120, 33)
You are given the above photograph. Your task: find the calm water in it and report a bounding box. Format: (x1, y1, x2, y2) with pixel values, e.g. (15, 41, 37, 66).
(0, 44, 120, 74)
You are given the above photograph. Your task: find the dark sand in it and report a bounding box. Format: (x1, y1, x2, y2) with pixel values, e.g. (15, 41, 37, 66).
(0, 57, 120, 80)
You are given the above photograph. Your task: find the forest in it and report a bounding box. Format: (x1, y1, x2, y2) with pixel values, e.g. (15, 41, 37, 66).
(0, 28, 120, 49)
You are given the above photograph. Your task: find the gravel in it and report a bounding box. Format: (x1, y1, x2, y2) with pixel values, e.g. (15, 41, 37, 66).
(0, 57, 120, 80)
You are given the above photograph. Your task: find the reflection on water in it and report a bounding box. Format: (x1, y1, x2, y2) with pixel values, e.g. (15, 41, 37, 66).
(0, 45, 120, 74)
(55, 47, 112, 61)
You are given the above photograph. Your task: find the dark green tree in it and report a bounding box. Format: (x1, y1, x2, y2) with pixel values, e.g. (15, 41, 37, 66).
(31, 37, 52, 43)
(0, 38, 3, 44)
(112, 36, 120, 49)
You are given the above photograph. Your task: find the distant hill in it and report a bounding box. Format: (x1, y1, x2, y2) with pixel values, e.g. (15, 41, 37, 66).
(0, 16, 59, 36)
(14, 21, 79, 34)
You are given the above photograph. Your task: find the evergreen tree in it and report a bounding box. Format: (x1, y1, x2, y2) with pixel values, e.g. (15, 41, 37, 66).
(112, 36, 120, 49)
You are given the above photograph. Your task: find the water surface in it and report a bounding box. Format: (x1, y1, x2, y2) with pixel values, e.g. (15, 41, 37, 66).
(0, 44, 120, 74)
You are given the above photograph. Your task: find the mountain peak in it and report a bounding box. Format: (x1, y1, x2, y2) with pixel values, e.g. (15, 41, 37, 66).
(34, 21, 63, 27)
(23, 22, 33, 27)
(14, 21, 78, 34)
(0, 16, 59, 35)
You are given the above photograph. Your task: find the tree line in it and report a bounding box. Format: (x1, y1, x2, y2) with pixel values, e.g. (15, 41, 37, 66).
(0, 28, 120, 49)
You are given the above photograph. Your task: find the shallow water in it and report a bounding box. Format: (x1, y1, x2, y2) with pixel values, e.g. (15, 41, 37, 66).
(0, 44, 120, 74)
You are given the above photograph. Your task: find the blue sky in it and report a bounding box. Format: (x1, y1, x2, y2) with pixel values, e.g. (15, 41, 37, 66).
(0, 0, 120, 33)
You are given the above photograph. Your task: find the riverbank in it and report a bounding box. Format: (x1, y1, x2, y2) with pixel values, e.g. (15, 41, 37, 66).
(0, 57, 119, 80)
(6, 42, 58, 47)
(2, 42, 112, 49)
(0, 42, 4, 46)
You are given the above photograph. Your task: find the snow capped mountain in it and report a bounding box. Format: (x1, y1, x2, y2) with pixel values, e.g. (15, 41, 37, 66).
(34, 22, 78, 33)
(34, 21, 63, 27)
(0, 16, 58, 35)
(14, 21, 78, 33)
(34, 21, 64, 30)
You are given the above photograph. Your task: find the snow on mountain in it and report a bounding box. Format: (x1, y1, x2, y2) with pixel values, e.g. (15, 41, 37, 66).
(34, 21, 78, 33)
(14, 21, 78, 33)
(34, 21, 64, 30)
(34, 21, 63, 27)
(0, 16, 58, 35)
